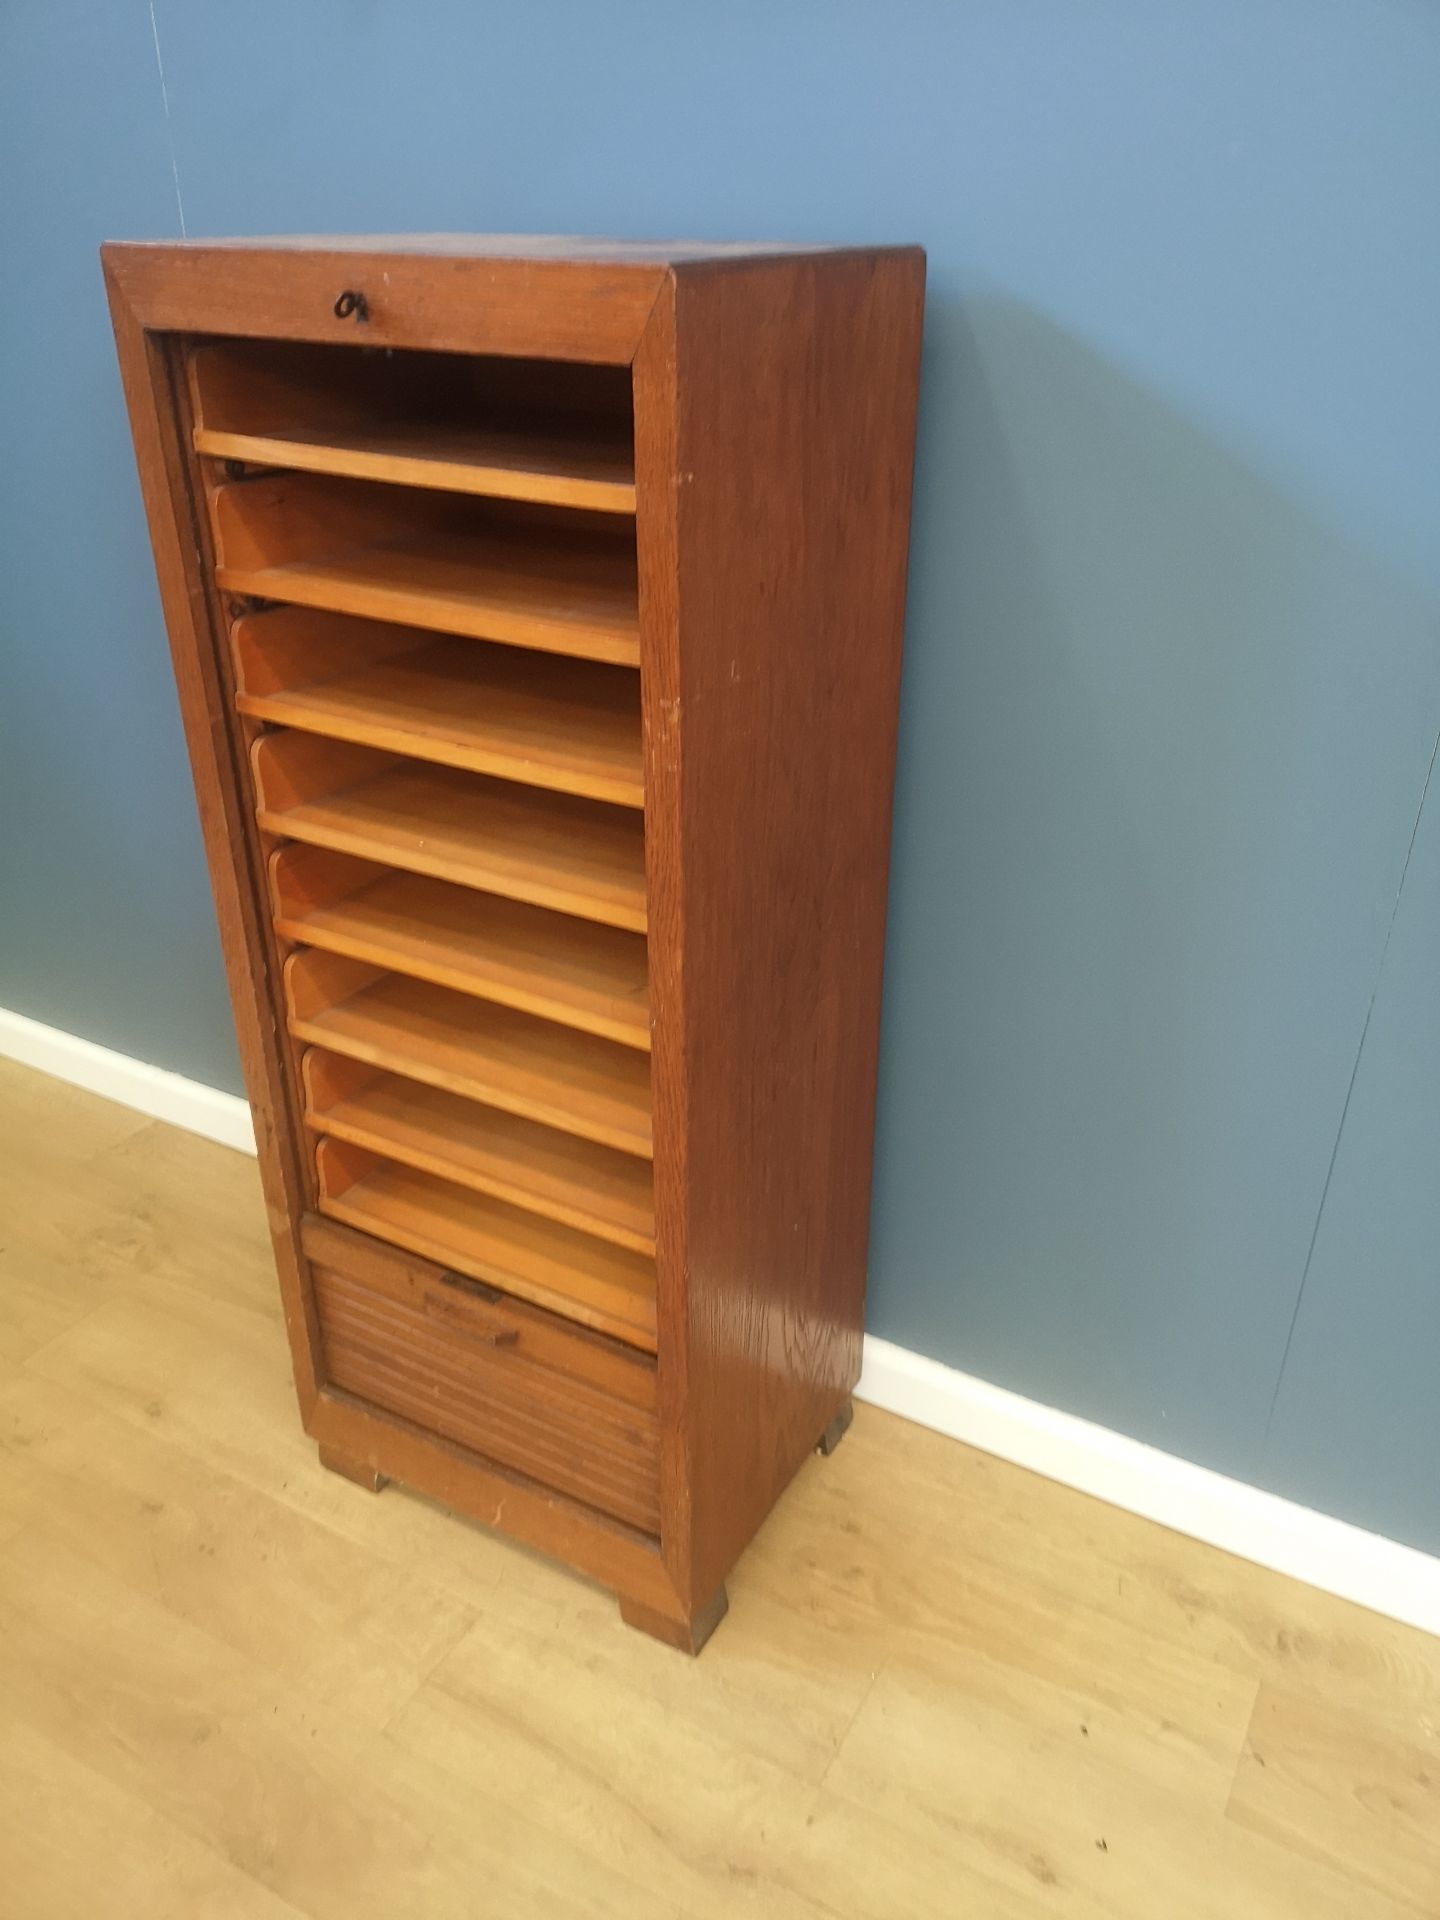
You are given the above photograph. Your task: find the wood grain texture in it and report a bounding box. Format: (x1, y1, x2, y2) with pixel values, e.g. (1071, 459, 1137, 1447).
(105, 237, 923, 1642)
(103, 241, 669, 362)
(252, 735, 648, 931)
(302, 1052, 656, 1255)
(199, 421, 637, 511)
(283, 953, 653, 1158)
(269, 845, 650, 1049)
(212, 474, 642, 667)
(188, 337, 636, 508)
(316, 1444, 388, 1492)
(313, 1139, 657, 1350)
(100, 264, 325, 1419)
(618, 1584, 729, 1655)
(233, 611, 644, 806)
(300, 1214, 656, 1411)
(5, 1058, 1438, 1917)
(313, 1262, 660, 1530)
(636, 251, 925, 1608)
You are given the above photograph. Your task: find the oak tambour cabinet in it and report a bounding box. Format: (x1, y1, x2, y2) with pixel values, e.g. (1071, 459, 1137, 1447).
(103, 235, 924, 1652)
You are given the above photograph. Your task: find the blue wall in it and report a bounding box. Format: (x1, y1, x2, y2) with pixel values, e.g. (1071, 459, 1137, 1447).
(2, 1, 1437, 1552)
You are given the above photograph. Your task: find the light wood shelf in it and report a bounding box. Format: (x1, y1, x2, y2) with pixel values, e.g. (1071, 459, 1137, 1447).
(196, 420, 637, 513)
(302, 1050, 655, 1256)
(270, 845, 649, 1050)
(213, 474, 640, 667)
(252, 734, 647, 933)
(233, 611, 642, 808)
(188, 337, 636, 514)
(285, 951, 652, 1159)
(316, 1137, 657, 1350)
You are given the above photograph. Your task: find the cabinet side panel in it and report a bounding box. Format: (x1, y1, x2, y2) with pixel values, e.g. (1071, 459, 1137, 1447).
(666, 252, 925, 1604)
(103, 274, 323, 1414)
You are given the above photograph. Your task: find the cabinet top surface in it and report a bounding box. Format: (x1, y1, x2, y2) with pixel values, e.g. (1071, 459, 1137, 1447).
(102, 233, 922, 268)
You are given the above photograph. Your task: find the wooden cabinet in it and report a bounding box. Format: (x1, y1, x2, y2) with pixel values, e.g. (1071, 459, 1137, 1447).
(102, 236, 924, 1652)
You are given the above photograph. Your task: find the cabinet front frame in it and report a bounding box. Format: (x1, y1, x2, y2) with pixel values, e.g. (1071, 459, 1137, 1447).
(103, 246, 693, 1621)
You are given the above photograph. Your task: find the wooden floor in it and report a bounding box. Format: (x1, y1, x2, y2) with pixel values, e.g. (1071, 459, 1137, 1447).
(1, 1054, 1437, 1918)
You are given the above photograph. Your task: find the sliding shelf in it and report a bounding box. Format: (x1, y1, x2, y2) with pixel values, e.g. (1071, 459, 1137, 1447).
(199, 420, 636, 514)
(188, 340, 637, 514)
(303, 1050, 655, 1256)
(316, 1137, 657, 1350)
(285, 951, 652, 1159)
(252, 734, 647, 932)
(233, 609, 642, 807)
(212, 473, 640, 667)
(270, 845, 649, 1050)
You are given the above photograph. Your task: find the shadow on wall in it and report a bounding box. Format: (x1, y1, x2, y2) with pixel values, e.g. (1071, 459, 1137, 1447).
(869, 292, 1440, 1486)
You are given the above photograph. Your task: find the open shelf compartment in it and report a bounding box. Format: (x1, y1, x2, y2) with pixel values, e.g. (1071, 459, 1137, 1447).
(188, 339, 637, 514)
(269, 844, 649, 1050)
(211, 472, 640, 667)
(315, 1136, 657, 1351)
(252, 733, 648, 933)
(284, 950, 653, 1160)
(232, 607, 642, 807)
(302, 1049, 655, 1256)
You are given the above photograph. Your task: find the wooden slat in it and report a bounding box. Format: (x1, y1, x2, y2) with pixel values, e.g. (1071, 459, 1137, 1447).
(284, 952, 652, 1159)
(197, 421, 637, 513)
(313, 1265, 659, 1525)
(104, 242, 670, 363)
(302, 1213, 657, 1410)
(234, 614, 642, 807)
(212, 474, 640, 667)
(269, 845, 649, 1049)
(219, 533, 641, 667)
(315, 1139, 657, 1350)
(303, 1052, 655, 1256)
(320, 1316, 660, 1525)
(251, 734, 647, 933)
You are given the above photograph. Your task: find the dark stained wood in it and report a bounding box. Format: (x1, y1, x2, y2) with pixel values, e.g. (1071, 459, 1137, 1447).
(301, 1213, 657, 1410)
(100, 270, 326, 1425)
(104, 235, 923, 1653)
(309, 1388, 676, 1610)
(618, 1584, 730, 1656)
(634, 250, 925, 1612)
(317, 1444, 388, 1492)
(817, 1397, 856, 1457)
(104, 242, 668, 363)
(313, 1260, 661, 1531)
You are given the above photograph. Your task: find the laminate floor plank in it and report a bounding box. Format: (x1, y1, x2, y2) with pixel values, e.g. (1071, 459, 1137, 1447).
(3, 1054, 1438, 1919)
(0, 1714, 307, 1920)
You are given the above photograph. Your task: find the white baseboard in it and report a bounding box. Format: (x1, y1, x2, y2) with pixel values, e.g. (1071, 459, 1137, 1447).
(4, 1004, 1437, 1639)
(0, 1007, 255, 1154)
(857, 1337, 1440, 1638)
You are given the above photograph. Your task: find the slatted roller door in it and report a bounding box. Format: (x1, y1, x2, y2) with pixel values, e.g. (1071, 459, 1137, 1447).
(188, 340, 659, 1382)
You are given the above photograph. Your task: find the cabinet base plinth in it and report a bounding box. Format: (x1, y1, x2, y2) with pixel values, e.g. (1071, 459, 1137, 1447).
(318, 1444, 388, 1493)
(618, 1585, 729, 1655)
(817, 1397, 854, 1457)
